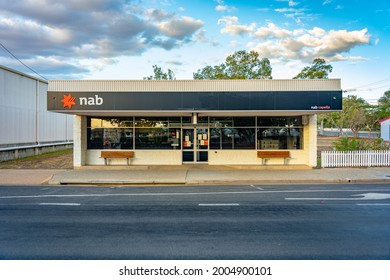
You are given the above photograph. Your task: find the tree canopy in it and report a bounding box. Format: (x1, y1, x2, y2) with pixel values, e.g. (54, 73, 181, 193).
(378, 90, 390, 118)
(193, 50, 272, 80)
(293, 58, 333, 79)
(143, 65, 176, 80)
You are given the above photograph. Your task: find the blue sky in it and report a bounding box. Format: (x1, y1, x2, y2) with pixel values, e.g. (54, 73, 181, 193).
(0, 0, 389, 102)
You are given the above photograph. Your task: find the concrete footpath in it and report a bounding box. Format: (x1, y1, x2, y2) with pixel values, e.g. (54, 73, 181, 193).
(1, 166, 390, 186)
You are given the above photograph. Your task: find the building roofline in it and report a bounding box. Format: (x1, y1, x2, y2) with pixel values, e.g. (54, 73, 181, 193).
(48, 79, 341, 92)
(0, 64, 48, 84)
(379, 116, 390, 123)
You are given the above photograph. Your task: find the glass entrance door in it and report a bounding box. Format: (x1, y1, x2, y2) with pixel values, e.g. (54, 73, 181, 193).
(182, 128, 209, 163)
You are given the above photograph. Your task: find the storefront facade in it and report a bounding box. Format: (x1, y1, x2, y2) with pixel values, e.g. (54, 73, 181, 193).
(47, 79, 342, 167)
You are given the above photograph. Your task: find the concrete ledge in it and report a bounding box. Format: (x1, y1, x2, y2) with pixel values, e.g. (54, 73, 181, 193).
(49, 169, 187, 185)
(1, 166, 390, 186)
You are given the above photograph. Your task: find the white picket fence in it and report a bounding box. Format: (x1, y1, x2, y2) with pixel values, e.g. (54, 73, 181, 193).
(321, 150, 390, 168)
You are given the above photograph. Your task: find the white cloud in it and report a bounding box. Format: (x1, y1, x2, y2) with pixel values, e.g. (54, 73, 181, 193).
(253, 22, 292, 39)
(276, 0, 299, 7)
(217, 16, 371, 62)
(218, 16, 255, 35)
(158, 16, 204, 39)
(288, 0, 299, 6)
(215, 0, 236, 13)
(216, 5, 228, 12)
(276, 8, 316, 23)
(0, 1, 205, 77)
(252, 26, 371, 62)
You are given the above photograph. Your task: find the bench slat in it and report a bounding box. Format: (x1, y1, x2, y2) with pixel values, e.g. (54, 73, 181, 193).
(101, 151, 134, 158)
(100, 151, 134, 165)
(257, 150, 290, 165)
(257, 151, 290, 158)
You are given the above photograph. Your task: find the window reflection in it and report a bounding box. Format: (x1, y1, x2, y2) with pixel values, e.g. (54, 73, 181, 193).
(257, 127, 302, 149)
(88, 128, 133, 149)
(135, 128, 180, 149)
(87, 116, 303, 150)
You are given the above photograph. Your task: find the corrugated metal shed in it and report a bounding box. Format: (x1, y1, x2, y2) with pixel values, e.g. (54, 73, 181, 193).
(49, 79, 341, 92)
(0, 65, 73, 148)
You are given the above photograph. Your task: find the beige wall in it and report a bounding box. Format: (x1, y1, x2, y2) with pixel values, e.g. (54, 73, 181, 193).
(80, 116, 317, 167)
(86, 150, 182, 165)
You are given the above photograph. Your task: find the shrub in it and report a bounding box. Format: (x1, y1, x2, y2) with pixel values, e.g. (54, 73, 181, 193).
(332, 137, 388, 151)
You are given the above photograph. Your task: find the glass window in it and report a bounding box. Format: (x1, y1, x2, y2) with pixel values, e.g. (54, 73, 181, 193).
(135, 118, 168, 128)
(102, 118, 133, 128)
(87, 117, 183, 150)
(88, 128, 133, 149)
(210, 117, 232, 128)
(234, 128, 256, 149)
(210, 128, 221, 149)
(88, 128, 104, 149)
(210, 128, 255, 150)
(256, 116, 303, 150)
(221, 128, 234, 149)
(198, 116, 209, 123)
(210, 117, 255, 128)
(257, 127, 302, 150)
(134, 117, 181, 128)
(232, 117, 255, 127)
(90, 118, 102, 128)
(257, 117, 302, 127)
(181, 116, 192, 124)
(135, 128, 180, 149)
(87, 116, 303, 151)
(89, 117, 133, 128)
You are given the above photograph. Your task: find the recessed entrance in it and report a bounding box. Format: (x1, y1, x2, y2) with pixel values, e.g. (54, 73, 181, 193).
(182, 128, 209, 163)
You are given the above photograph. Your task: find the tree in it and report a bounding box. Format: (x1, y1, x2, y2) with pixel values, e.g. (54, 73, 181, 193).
(144, 65, 176, 80)
(343, 96, 368, 138)
(364, 104, 382, 137)
(378, 89, 390, 118)
(293, 58, 333, 79)
(193, 50, 272, 80)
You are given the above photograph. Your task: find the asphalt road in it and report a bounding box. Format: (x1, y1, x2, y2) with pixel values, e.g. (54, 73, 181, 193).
(0, 183, 390, 260)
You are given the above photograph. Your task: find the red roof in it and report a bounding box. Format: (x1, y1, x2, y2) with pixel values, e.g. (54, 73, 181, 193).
(379, 116, 390, 124)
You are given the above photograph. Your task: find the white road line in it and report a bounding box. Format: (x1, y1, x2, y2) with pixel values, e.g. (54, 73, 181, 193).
(356, 204, 390, 206)
(39, 203, 81, 206)
(286, 192, 390, 201)
(250, 184, 264, 190)
(285, 198, 356, 201)
(0, 189, 389, 200)
(198, 203, 240, 206)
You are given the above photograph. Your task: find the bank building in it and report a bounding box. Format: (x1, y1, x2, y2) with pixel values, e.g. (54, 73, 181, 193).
(47, 79, 342, 167)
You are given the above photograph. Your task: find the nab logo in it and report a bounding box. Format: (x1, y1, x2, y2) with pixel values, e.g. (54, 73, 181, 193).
(61, 93, 76, 109)
(61, 93, 104, 109)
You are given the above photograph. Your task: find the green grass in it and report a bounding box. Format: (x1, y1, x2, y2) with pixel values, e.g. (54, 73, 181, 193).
(1, 149, 72, 164)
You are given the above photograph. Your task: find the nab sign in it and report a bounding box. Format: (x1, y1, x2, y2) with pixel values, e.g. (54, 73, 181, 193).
(60, 93, 104, 109)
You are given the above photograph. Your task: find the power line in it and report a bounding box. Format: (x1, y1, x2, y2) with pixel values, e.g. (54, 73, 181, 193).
(0, 42, 47, 81)
(346, 84, 390, 92)
(354, 77, 390, 90)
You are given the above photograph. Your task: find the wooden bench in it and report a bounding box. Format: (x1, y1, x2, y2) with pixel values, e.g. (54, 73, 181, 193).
(257, 151, 291, 165)
(100, 151, 134, 165)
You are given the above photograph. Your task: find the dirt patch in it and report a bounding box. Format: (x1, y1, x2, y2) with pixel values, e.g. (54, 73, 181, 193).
(0, 149, 73, 169)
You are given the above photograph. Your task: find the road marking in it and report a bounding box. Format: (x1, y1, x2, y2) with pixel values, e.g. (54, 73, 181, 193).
(1, 190, 390, 200)
(198, 203, 240, 206)
(356, 203, 390, 206)
(285, 192, 390, 201)
(39, 203, 80, 206)
(250, 184, 263, 190)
